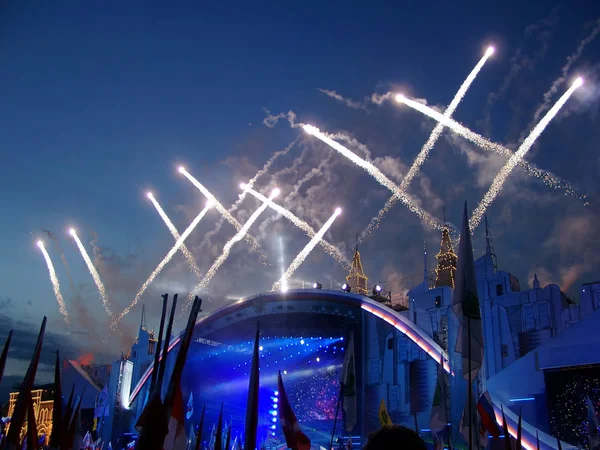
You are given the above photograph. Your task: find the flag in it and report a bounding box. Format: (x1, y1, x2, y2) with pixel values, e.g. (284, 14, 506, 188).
(193, 404, 205, 450)
(186, 392, 194, 421)
(163, 384, 186, 450)
(0, 330, 13, 385)
(108, 442, 113, 450)
(277, 371, 311, 450)
(83, 431, 93, 450)
(345, 436, 352, 450)
(477, 391, 500, 439)
(62, 384, 76, 450)
(244, 322, 260, 450)
(215, 403, 223, 450)
(95, 385, 109, 419)
(430, 353, 448, 433)
(378, 400, 392, 427)
(225, 427, 231, 450)
(452, 204, 484, 384)
(26, 390, 39, 450)
(341, 332, 357, 433)
(6, 317, 47, 449)
(208, 424, 216, 450)
(459, 394, 478, 449)
(433, 435, 444, 450)
(50, 351, 63, 449)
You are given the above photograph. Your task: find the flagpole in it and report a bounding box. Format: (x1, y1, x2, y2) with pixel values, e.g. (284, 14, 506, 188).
(468, 315, 473, 450)
(329, 385, 343, 450)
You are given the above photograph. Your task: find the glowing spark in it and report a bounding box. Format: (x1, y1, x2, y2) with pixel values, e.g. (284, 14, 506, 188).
(37, 241, 71, 326)
(111, 202, 213, 330)
(147, 192, 202, 280)
(70, 228, 112, 317)
(243, 186, 350, 270)
(273, 207, 342, 291)
(179, 167, 264, 256)
(192, 188, 279, 294)
(396, 94, 584, 201)
(303, 124, 445, 230)
(471, 79, 583, 229)
(362, 49, 493, 239)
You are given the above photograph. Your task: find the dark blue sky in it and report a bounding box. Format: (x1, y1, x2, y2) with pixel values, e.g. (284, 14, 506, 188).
(1, 1, 599, 393)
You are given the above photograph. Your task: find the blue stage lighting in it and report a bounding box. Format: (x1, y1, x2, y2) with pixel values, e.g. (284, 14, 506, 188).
(283, 370, 287, 375)
(316, 357, 320, 362)
(300, 339, 305, 345)
(274, 391, 279, 396)
(271, 425, 276, 430)
(272, 418, 277, 423)
(273, 398, 278, 403)
(259, 346, 263, 351)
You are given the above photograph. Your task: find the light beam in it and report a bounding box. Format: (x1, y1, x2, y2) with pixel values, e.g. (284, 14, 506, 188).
(111, 201, 213, 330)
(303, 124, 445, 231)
(243, 185, 350, 270)
(147, 192, 203, 280)
(37, 241, 71, 327)
(70, 228, 112, 317)
(471, 78, 583, 228)
(191, 188, 279, 294)
(273, 207, 342, 291)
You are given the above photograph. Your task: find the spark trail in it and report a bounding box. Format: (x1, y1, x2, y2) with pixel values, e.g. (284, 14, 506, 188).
(192, 188, 279, 294)
(395, 94, 585, 202)
(69, 228, 112, 317)
(242, 185, 350, 270)
(37, 241, 71, 326)
(179, 166, 264, 257)
(147, 192, 202, 280)
(303, 124, 445, 231)
(360, 47, 494, 239)
(273, 207, 342, 292)
(111, 202, 213, 330)
(471, 77, 584, 229)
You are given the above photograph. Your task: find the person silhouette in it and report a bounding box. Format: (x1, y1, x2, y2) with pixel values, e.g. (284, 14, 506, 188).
(363, 426, 427, 450)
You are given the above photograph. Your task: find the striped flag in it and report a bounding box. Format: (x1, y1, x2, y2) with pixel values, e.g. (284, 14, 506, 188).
(163, 384, 186, 450)
(277, 371, 311, 450)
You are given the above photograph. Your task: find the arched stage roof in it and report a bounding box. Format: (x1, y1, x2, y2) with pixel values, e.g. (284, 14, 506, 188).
(129, 289, 451, 404)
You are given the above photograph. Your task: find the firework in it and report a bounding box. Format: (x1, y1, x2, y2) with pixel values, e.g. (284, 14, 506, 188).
(191, 188, 279, 294)
(242, 185, 350, 270)
(178, 166, 264, 256)
(69, 228, 112, 317)
(303, 124, 445, 230)
(395, 93, 584, 201)
(37, 241, 71, 327)
(111, 201, 213, 330)
(273, 207, 342, 291)
(470, 78, 583, 229)
(360, 47, 494, 239)
(147, 192, 202, 280)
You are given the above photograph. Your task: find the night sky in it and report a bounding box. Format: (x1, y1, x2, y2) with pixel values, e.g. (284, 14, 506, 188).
(1, 1, 599, 400)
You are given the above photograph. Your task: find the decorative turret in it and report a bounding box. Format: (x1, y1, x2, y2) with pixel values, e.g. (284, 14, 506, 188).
(346, 245, 369, 296)
(533, 273, 541, 289)
(435, 224, 457, 289)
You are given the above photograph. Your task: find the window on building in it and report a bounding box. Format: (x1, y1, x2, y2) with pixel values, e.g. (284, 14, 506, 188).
(501, 344, 508, 357)
(523, 304, 535, 331)
(496, 284, 504, 296)
(387, 338, 394, 350)
(538, 302, 550, 328)
(435, 296, 442, 307)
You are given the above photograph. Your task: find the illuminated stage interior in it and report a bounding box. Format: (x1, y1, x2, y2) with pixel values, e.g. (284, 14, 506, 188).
(180, 312, 359, 449)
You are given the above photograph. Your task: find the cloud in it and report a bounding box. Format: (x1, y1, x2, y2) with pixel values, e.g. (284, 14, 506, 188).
(262, 109, 300, 128)
(317, 89, 367, 110)
(0, 297, 14, 309)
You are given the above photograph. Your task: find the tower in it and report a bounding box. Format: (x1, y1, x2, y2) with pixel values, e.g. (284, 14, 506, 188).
(346, 244, 369, 295)
(435, 225, 457, 289)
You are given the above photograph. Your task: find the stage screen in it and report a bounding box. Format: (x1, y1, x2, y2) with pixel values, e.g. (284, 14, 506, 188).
(544, 363, 600, 448)
(181, 334, 347, 448)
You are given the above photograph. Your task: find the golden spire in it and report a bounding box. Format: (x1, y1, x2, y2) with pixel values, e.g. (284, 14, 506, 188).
(346, 241, 369, 295)
(435, 223, 457, 289)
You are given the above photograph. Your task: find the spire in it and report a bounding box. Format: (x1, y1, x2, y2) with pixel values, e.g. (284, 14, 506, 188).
(533, 273, 540, 289)
(484, 214, 497, 271)
(139, 304, 146, 338)
(423, 241, 429, 286)
(346, 246, 369, 296)
(435, 221, 458, 289)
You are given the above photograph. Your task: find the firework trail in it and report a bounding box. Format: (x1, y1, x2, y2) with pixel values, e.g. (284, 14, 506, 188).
(470, 78, 583, 230)
(395, 94, 586, 202)
(179, 166, 265, 259)
(243, 185, 350, 270)
(303, 124, 445, 231)
(273, 207, 342, 291)
(37, 241, 71, 327)
(111, 202, 213, 330)
(42, 228, 77, 294)
(200, 138, 299, 250)
(69, 228, 112, 317)
(360, 47, 494, 240)
(191, 188, 279, 295)
(147, 192, 202, 280)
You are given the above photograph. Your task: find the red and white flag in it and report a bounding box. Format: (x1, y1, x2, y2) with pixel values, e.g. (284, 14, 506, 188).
(163, 384, 186, 450)
(277, 371, 311, 450)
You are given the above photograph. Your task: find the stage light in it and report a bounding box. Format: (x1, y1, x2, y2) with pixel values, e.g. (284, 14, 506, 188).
(271, 425, 276, 430)
(283, 370, 287, 375)
(313, 282, 322, 289)
(274, 391, 279, 396)
(273, 398, 278, 403)
(316, 357, 320, 362)
(341, 283, 351, 292)
(272, 418, 277, 423)
(373, 284, 382, 295)
(259, 346, 264, 351)
(300, 339, 305, 345)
